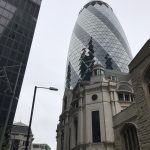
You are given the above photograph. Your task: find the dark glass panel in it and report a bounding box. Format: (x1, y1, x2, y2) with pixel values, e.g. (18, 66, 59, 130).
(92, 111, 101, 143)
(125, 94, 130, 101)
(74, 118, 78, 145)
(118, 93, 124, 101)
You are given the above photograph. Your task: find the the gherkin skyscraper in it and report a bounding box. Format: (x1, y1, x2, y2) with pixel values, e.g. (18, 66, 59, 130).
(66, 0, 132, 89)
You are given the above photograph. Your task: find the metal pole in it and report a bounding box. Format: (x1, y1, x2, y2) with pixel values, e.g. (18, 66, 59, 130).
(0, 63, 22, 150)
(25, 86, 37, 150)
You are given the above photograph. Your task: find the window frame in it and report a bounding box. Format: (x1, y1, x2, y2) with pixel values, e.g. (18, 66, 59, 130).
(91, 110, 101, 143)
(118, 92, 134, 102)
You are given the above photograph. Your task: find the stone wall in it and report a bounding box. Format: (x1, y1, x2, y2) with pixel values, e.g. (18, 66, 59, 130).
(129, 40, 150, 149)
(113, 104, 137, 150)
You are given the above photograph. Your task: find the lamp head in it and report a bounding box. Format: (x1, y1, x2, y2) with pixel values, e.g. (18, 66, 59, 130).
(49, 87, 58, 91)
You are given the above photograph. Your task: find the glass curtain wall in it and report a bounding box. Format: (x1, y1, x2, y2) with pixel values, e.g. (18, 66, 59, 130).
(66, 0, 132, 89)
(0, 0, 42, 133)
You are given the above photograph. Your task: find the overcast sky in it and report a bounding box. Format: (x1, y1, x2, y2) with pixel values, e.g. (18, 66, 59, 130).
(14, 0, 150, 149)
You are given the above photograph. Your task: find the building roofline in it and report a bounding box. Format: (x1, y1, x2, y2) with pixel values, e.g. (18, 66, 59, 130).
(129, 39, 150, 72)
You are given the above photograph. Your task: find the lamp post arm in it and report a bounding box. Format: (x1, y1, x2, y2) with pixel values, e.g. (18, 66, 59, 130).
(25, 86, 37, 150)
(37, 87, 50, 90)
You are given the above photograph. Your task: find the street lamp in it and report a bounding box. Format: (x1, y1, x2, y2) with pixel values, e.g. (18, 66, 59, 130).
(25, 86, 58, 150)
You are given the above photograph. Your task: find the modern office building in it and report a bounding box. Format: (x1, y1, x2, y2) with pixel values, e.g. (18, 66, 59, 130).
(0, 0, 42, 138)
(65, 0, 132, 89)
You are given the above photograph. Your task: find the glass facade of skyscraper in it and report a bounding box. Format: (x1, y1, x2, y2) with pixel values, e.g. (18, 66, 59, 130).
(0, 0, 42, 130)
(66, 0, 132, 89)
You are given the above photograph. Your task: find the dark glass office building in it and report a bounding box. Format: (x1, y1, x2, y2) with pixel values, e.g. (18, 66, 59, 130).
(66, 0, 132, 89)
(0, 0, 42, 132)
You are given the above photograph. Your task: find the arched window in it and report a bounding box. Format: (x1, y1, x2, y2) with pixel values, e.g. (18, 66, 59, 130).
(122, 124, 140, 150)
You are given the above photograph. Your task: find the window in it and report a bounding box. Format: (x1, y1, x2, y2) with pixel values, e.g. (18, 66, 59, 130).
(148, 76, 150, 93)
(61, 130, 64, 150)
(125, 94, 130, 101)
(94, 69, 104, 76)
(111, 76, 117, 81)
(96, 69, 101, 75)
(122, 124, 140, 150)
(64, 97, 67, 110)
(100, 70, 104, 75)
(69, 128, 71, 150)
(92, 111, 101, 143)
(72, 100, 79, 109)
(74, 118, 78, 145)
(33, 144, 39, 148)
(118, 93, 124, 101)
(23, 141, 26, 146)
(118, 92, 134, 102)
(131, 95, 134, 102)
(92, 94, 98, 101)
(74, 102, 78, 108)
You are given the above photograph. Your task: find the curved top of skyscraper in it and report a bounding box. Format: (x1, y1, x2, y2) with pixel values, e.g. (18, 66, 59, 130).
(66, 0, 132, 89)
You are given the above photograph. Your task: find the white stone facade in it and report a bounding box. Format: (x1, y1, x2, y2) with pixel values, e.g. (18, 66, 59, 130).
(57, 65, 133, 150)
